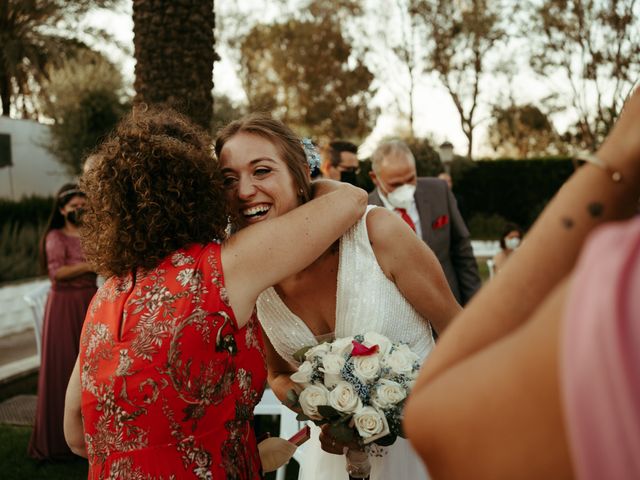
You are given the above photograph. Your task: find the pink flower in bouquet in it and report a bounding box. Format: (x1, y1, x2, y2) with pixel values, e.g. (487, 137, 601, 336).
(351, 341, 379, 357)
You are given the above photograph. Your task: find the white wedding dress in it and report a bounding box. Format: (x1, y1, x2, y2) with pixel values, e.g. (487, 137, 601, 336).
(257, 206, 433, 480)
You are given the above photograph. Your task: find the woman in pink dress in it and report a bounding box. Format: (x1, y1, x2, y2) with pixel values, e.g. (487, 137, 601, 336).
(29, 183, 97, 460)
(405, 87, 640, 479)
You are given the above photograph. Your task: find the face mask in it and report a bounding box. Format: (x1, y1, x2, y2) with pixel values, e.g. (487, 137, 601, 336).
(505, 237, 520, 250)
(340, 170, 358, 186)
(385, 184, 416, 209)
(66, 209, 83, 226)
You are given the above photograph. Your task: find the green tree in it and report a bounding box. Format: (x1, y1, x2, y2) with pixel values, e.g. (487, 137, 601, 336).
(41, 50, 129, 174)
(0, 0, 119, 118)
(415, 0, 508, 159)
(132, 0, 217, 128)
(238, 16, 377, 141)
(487, 103, 566, 158)
(529, 0, 640, 151)
(211, 94, 246, 134)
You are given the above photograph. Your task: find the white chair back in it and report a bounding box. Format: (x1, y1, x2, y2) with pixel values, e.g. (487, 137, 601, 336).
(23, 283, 50, 359)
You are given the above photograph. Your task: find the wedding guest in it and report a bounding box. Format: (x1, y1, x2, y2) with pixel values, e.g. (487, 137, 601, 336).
(28, 183, 97, 460)
(63, 106, 367, 479)
(368, 141, 481, 305)
(404, 88, 640, 479)
(216, 113, 461, 480)
(321, 140, 360, 185)
(491, 224, 524, 274)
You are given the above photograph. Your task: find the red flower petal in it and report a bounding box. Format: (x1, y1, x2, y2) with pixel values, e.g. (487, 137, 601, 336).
(351, 341, 379, 357)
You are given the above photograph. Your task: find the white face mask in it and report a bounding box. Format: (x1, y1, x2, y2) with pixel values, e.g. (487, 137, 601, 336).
(505, 237, 521, 250)
(384, 183, 416, 209)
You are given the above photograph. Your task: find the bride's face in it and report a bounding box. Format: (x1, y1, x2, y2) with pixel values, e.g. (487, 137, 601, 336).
(220, 132, 300, 229)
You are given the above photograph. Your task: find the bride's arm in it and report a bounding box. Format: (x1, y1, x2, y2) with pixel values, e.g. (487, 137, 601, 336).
(262, 332, 300, 409)
(366, 207, 462, 335)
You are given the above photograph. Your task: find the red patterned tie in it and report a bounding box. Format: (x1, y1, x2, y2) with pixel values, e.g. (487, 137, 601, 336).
(395, 208, 416, 232)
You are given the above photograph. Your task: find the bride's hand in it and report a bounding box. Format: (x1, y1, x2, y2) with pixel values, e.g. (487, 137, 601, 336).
(318, 424, 361, 455)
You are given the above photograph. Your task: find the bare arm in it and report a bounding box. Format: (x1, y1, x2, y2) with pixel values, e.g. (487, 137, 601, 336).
(64, 359, 87, 458)
(367, 207, 462, 335)
(414, 87, 640, 390)
(262, 332, 300, 409)
(54, 262, 93, 281)
(223, 180, 367, 327)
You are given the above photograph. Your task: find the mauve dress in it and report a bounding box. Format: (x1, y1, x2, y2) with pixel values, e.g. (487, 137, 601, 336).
(28, 229, 97, 460)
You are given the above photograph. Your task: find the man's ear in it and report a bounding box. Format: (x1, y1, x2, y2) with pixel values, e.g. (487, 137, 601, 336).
(369, 170, 379, 188)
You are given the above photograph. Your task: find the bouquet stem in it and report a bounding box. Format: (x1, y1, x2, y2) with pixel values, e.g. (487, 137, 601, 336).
(346, 448, 370, 479)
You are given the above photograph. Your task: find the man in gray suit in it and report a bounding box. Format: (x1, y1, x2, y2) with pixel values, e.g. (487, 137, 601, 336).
(368, 140, 481, 305)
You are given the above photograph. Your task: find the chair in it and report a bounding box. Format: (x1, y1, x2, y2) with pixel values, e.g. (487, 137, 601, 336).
(23, 283, 50, 359)
(486, 258, 496, 279)
(255, 388, 307, 480)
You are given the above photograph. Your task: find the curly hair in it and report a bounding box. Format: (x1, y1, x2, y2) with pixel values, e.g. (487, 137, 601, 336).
(80, 105, 228, 277)
(214, 113, 312, 203)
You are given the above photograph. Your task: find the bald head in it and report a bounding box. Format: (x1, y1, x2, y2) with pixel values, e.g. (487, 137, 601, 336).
(370, 140, 415, 174)
(369, 140, 417, 194)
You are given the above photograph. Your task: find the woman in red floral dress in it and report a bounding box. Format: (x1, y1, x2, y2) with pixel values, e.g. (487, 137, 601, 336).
(63, 106, 366, 479)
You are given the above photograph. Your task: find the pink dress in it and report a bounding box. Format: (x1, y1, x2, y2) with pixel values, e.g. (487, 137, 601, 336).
(28, 229, 97, 459)
(562, 216, 640, 479)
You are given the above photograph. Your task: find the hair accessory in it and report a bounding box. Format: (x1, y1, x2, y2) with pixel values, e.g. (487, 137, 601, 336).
(575, 153, 622, 183)
(301, 138, 321, 171)
(58, 188, 83, 199)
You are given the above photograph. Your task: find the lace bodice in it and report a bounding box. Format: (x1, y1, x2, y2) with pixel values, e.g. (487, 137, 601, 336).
(257, 206, 435, 366)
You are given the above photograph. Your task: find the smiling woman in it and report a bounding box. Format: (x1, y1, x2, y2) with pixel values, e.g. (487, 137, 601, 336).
(214, 113, 461, 480)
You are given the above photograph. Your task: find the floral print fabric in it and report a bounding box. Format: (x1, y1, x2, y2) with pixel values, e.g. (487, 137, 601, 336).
(79, 243, 266, 479)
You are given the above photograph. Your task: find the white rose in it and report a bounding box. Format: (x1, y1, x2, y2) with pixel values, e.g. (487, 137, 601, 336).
(371, 379, 407, 409)
(384, 344, 419, 375)
(290, 361, 314, 385)
(298, 384, 330, 420)
(320, 353, 345, 388)
(353, 406, 390, 443)
(363, 332, 392, 357)
(305, 342, 330, 361)
(328, 381, 363, 414)
(330, 336, 354, 357)
(352, 355, 381, 383)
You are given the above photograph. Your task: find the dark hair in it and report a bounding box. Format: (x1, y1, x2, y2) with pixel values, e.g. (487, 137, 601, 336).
(80, 105, 229, 277)
(328, 140, 358, 167)
(39, 183, 86, 274)
(499, 223, 524, 250)
(215, 113, 312, 203)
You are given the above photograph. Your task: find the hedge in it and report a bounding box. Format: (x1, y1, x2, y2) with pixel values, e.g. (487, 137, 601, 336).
(453, 157, 575, 235)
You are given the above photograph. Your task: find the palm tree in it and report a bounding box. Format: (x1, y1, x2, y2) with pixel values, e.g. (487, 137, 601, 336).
(0, 0, 119, 117)
(132, 0, 217, 129)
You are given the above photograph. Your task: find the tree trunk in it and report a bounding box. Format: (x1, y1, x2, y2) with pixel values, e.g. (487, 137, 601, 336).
(132, 0, 216, 129)
(0, 70, 10, 117)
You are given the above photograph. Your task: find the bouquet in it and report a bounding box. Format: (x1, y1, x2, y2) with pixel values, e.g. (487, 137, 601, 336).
(287, 332, 420, 478)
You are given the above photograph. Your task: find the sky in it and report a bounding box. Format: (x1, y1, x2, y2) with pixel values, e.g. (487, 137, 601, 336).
(86, 1, 582, 159)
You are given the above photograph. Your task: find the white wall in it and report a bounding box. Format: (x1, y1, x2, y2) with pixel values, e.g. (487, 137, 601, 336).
(0, 117, 75, 199)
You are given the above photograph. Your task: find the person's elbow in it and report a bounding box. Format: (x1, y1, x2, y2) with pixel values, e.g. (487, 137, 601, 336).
(65, 431, 87, 458)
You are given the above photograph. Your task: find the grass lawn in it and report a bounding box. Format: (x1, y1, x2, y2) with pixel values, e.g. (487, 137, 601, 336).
(0, 425, 88, 479)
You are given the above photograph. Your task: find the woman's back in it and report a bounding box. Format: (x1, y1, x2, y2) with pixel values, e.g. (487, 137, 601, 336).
(80, 242, 267, 479)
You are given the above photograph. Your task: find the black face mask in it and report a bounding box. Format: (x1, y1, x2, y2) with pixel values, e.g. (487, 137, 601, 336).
(66, 209, 83, 226)
(340, 170, 358, 186)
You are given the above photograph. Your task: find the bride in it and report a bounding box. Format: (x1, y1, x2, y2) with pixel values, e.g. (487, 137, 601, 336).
(216, 114, 461, 479)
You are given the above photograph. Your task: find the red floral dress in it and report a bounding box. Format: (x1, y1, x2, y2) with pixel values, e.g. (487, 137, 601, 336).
(79, 243, 267, 479)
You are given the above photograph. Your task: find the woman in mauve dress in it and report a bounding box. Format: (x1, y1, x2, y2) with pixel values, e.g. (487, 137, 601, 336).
(28, 183, 97, 460)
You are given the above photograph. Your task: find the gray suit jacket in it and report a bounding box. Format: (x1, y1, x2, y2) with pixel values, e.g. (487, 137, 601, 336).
(368, 177, 481, 305)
